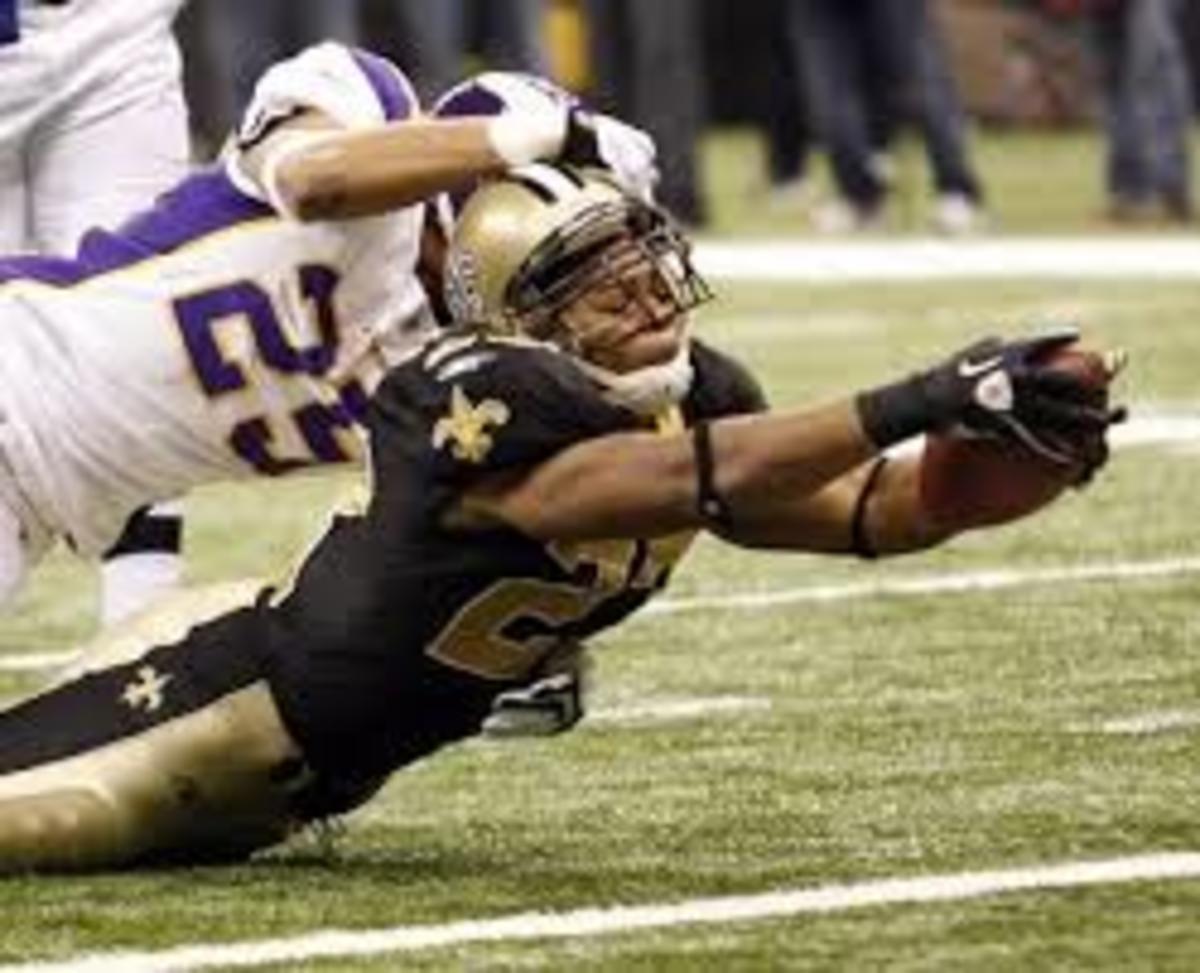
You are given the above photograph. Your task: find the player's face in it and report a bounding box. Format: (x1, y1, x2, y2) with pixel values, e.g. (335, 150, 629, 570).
(559, 242, 685, 373)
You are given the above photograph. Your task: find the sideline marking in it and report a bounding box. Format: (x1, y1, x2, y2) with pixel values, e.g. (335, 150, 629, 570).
(10, 853, 1200, 972)
(694, 237, 1200, 282)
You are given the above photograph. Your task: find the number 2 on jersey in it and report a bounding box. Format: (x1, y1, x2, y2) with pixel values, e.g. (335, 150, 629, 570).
(427, 535, 695, 681)
(173, 265, 367, 474)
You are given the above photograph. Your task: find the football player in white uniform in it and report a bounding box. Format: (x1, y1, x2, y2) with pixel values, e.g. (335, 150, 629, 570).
(0, 0, 189, 253)
(0, 0, 192, 623)
(0, 42, 653, 609)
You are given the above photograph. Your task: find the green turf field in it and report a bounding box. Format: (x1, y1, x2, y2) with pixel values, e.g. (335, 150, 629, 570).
(0, 130, 1198, 970)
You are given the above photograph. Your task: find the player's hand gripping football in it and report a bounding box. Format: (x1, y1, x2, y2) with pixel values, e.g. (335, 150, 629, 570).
(912, 329, 1126, 481)
(918, 334, 1126, 530)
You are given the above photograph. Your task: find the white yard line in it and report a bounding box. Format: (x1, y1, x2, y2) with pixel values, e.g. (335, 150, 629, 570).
(4, 551, 1200, 674)
(1111, 413, 1200, 448)
(1095, 710, 1200, 736)
(587, 695, 770, 725)
(9, 853, 1200, 973)
(645, 555, 1200, 617)
(694, 237, 1200, 282)
(0, 651, 76, 673)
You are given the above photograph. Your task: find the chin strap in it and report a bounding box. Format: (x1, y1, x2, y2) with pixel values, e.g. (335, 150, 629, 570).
(578, 340, 695, 416)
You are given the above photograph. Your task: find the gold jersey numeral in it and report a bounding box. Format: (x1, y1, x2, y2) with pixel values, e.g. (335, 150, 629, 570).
(427, 532, 696, 681)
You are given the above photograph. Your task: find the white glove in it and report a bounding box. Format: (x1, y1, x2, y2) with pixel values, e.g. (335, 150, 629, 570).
(482, 642, 591, 739)
(481, 671, 585, 739)
(468, 72, 573, 167)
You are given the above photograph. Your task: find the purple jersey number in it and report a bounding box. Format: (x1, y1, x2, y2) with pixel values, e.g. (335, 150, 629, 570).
(173, 265, 368, 474)
(0, 0, 17, 45)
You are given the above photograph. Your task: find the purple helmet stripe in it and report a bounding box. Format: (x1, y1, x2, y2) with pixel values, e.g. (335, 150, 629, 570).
(0, 167, 274, 287)
(350, 48, 417, 122)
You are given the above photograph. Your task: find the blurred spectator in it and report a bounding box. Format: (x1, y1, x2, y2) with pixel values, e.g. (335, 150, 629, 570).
(789, 0, 986, 234)
(360, 0, 458, 102)
(181, 1, 549, 154)
(1182, 1, 1200, 108)
(584, 0, 707, 225)
(361, 0, 547, 103)
(2, 0, 193, 625)
(472, 0, 549, 75)
(765, 0, 905, 215)
(2, 0, 189, 252)
(760, 0, 816, 211)
(180, 0, 360, 148)
(1086, 0, 1193, 222)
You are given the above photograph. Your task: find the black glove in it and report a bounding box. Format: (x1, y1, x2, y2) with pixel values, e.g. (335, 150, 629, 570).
(857, 329, 1122, 466)
(560, 107, 602, 168)
(557, 110, 660, 203)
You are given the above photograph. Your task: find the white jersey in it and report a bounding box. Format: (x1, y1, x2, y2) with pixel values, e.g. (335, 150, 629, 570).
(2, 0, 183, 108)
(0, 43, 435, 556)
(0, 0, 190, 252)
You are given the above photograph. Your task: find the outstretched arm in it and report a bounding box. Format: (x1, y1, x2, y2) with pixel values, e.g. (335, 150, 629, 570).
(458, 333, 1121, 555)
(457, 399, 868, 542)
(458, 401, 944, 555)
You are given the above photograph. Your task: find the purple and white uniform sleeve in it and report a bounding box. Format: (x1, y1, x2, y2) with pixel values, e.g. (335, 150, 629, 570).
(239, 42, 417, 138)
(224, 43, 419, 207)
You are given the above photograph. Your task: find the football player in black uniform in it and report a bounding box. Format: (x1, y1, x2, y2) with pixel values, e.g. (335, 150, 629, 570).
(0, 165, 1123, 871)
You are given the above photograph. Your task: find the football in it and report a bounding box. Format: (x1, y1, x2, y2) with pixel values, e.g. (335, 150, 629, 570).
(918, 343, 1114, 529)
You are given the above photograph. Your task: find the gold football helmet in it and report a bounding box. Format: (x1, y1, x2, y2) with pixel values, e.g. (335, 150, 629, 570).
(443, 163, 710, 348)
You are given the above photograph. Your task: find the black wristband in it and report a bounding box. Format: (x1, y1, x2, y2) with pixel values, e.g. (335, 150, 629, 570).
(692, 420, 734, 530)
(855, 374, 936, 450)
(849, 456, 890, 559)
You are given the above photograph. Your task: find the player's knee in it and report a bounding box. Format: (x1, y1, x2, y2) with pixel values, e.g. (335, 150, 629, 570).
(0, 684, 306, 873)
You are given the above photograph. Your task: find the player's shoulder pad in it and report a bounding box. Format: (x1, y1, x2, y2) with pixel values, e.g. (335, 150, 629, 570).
(415, 331, 626, 423)
(685, 339, 769, 420)
(235, 42, 419, 151)
(378, 331, 634, 473)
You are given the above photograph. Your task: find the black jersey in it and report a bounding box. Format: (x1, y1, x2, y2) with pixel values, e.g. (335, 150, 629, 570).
(263, 332, 766, 789)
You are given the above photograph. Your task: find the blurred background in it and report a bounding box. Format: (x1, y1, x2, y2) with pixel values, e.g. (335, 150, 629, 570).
(176, 0, 1200, 237)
